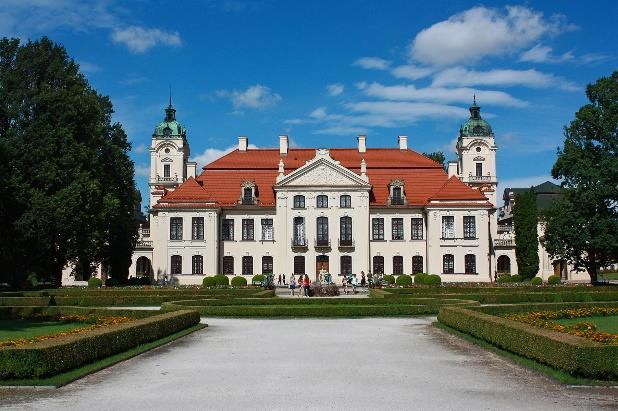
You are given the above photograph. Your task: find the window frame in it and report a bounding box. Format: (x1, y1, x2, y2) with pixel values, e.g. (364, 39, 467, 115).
(443, 254, 454, 274)
(293, 195, 305, 209)
(465, 254, 476, 274)
(170, 255, 182, 275)
(340, 216, 352, 243)
(463, 216, 476, 239)
(392, 218, 404, 241)
(340, 255, 352, 276)
(372, 218, 384, 240)
(241, 218, 254, 241)
(475, 162, 483, 177)
(393, 256, 404, 275)
(222, 219, 234, 241)
(411, 218, 423, 240)
(316, 216, 329, 245)
(192, 255, 203, 275)
(242, 256, 253, 276)
(293, 256, 305, 276)
(262, 256, 274, 275)
(261, 218, 274, 241)
(192, 217, 204, 240)
(340, 195, 351, 208)
(412, 256, 423, 274)
(316, 195, 328, 208)
(163, 164, 171, 178)
(372, 256, 384, 275)
(442, 216, 455, 239)
(170, 217, 183, 240)
(222, 256, 234, 275)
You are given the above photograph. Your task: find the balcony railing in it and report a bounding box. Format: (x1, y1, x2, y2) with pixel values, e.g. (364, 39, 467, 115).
(338, 238, 355, 248)
(315, 238, 331, 248)
(291, 237, 308, 248)
(141, 228, 150, 237)
(497, 225, 512, 233)
(494, 239, 515, 247)
(469, 175, 493, 182)
(136, 240, 153, 248)
(388, 196, 405, 206)
(240, 196, 257, 206)
(157, 176, 179, 183)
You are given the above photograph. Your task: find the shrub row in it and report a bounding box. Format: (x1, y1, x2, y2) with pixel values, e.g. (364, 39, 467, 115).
(414, 273, 442, 285)
(0, 308, 200, 379)
(437, 304, 618, 380)
(379, 285, 614, 294)
(8, 288, 263, 297)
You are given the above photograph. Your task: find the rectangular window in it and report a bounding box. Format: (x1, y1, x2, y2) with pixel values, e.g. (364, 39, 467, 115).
(293, 217, 306, 246)
(170, 217, 183, 240)
(340, 256, 352, 275)
(476, 163, 483, 177)
(262, 256, 273, 275)
(442, 216, 455, 239)
(373, 256, 384, 275)
(316, 195, 328, 208)
(392, 218, 404, 240)
(192, 255, 203, 275)
(411, 218, 423, 240)
(340, 216, 352, 244)
(443, 254, 454, 274)
(164, 164, 171, 178)
(463, 216, 476, 239)
(412, 256, 423, 274)
(340, 195, 351, 208)
(242, 187, 253, 204)
(261, 219, 273, 241)
(242, 256, 253, 275)
(222, 219, 234, 241)
(465, 254, 476, 274)
(294, 256, 305, 276)
(192, 217, 204, 240)
(222, 256, 234, 275)
(393, 256, 404, 275)
(316, 217, 329, 246)
(293, 195, 305, 209)
(242, 219, 254, 241)
(171, 255, 182, 274)
(372, 218, 384, 240)
(391, 186, 404, 205)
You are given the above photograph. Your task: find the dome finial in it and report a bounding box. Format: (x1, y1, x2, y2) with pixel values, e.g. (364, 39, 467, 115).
(164, 86, 176, 122)
(169, 84, 172, 107)
(473, 93, 476, 106)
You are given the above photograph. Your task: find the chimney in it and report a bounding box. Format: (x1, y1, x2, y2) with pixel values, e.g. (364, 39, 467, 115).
(448, 161, 458, 178)
(398, 135, 408, 150)
(186, 162, 197, 179)
(238, 136, 248, 151)
(279, 135, 288, 155)
(357, 135, 366, 153)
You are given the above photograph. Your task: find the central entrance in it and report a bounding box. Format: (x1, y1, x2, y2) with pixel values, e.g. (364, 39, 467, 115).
(316, 255, 329, 281)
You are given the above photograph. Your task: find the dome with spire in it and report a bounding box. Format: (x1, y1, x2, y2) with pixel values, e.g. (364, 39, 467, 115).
(459, 97, 493, 138)
(153, 97, 186, 138)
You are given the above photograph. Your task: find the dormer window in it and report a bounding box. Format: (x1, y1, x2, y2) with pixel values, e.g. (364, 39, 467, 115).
(389, 180, 406, 206)
(240, 181, 257, 205)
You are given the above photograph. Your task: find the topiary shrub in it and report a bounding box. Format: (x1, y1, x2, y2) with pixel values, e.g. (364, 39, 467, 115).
(231, 276, 247, 287)
(548, 275, 561, 285)
(497, 274, 512, 283)
(252, 275, 265, 285)
(510, 274, 523, 283)
(395, 274, 412, 286)
(202, 276, 217, 287)
(88, 277, 103, 288)
(383, 275, 395, 285)
(214, 275, 230, 287)
(425, 274, 442, 285)
(530, 277, 543, 285)
(414, 273, 428, 285)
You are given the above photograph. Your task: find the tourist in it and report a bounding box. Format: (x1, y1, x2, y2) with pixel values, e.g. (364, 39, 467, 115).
(283, 273, 286, 285)
(343, 276, 348, 295)
(304, 274, 310, 297)
(360, 271, 366, 287)
(298, 276, 304, 297)
(290, 275, 296, 296)
(352, 275, 357, 294)
(278, 274, 282, 286)
(367, 271, 373, 287)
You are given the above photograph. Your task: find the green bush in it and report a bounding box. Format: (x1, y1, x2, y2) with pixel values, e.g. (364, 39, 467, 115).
(548, 275, 561, 285)
(105, 277, 119, 287)
(510, 274, 523, 283)
(231, 276, 247, 287)
(214, 275, 230, 287)
(530, 277, 543, 285)
(202, 277, 217, 287)
(88, 277, 103, 288)
(395, 275, 412, 286)
(414, 273, 428, 284)
(252, 275, 265, 285)
(383, 275, 395, 285)
(497, 274, 512, 283)
(425, 274, 442, 285)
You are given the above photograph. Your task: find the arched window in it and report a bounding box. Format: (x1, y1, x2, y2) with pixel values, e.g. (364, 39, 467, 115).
(136, 257, 152, 277)
(222, 256, 234, 275)
(316, 217, 329, 246)
(316, 195, 328, 208)
(171, 255, 182, 275)
(497, 255, 511, 274)
(340, 195, 351, 208)
(242, 256, 253, 275)
(443, 254, 454, 274)
(412, 256, 423, 274)
(393, 256, 404, 275)
(465, 254, 476, 274)
(339, 216, 352, 246)
(192, 255, 203, 275)
(262, 256, 273, 275)
(293, 195, 305, 209)
(340, 256, 352, 275)
(373, 256, 384, 275)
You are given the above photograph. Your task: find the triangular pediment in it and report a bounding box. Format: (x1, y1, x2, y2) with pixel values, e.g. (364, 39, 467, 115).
(275, 150, 370, 188)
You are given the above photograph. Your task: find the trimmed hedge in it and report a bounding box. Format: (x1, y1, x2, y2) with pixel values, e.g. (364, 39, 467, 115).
(548, 275, 562, 285)
(383, 275, 395, 285)
(252, 275, 265, 285)
(530, 277, 543, 285)
(231, 276, 247, 287)
(88, 278, 102, 288)
(213, 275, 229, 287)
(395, 275, 412, 286)
(0, 308, 200, 379)
(202, 277, 216, 287)
(414, 273, 427, 284)
(438, 303, 618, 380)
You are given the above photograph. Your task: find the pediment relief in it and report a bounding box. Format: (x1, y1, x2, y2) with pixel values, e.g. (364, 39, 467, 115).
(473, 156, 485, 161)
(161, 157, 174, 162)
(276, 155, 370, 188)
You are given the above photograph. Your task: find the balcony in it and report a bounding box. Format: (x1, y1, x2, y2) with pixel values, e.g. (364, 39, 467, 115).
(239, 196, 257, 206)
(291, 237, 308, 249)
(469, 175, 493, 182)
(315, 238, 331, 248)
(497, 225, 513, 233)
(156, 176, 179, 183)
(387, 196, 406, 206)
(338, 238, 355, 248)
(136, 240, 153, 248)
(494, 238, 515, 247)
(141, 228, 150, 237)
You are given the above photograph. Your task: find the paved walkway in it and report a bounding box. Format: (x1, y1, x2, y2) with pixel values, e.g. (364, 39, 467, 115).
(1, 318, 616, 410)
(275, 285, 369, 298)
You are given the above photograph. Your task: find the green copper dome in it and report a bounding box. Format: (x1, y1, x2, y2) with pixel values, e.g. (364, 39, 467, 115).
(153, 103, 186, 137)
(459, 98, 493, 137)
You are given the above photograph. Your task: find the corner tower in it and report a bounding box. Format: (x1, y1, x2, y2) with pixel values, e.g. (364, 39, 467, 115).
(148, 99, 197, 208)
(456, 97, 498, 206)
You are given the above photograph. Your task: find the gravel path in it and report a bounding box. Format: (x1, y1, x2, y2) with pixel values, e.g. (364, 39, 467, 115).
(1, 317, 616, 410)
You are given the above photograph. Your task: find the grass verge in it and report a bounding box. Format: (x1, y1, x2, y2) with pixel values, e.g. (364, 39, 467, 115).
(0, 323, 206, 387)
(432, 321, 617, 386)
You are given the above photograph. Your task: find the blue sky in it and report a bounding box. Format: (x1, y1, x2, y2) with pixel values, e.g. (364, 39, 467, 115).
(1, 1, 616, 206)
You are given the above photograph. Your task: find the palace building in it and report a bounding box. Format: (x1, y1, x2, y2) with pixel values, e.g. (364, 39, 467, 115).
(116, 98, 511, 286)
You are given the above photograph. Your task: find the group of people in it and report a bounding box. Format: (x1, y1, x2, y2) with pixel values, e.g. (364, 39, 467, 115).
(342, 271, 367, 295)
(289, 274, 311, 297)
(277, 274, 287, 286)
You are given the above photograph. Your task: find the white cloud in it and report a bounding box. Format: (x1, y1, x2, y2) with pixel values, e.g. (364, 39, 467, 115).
(134, 164, 150, 177)
(191, 143, 258, 168)
(411, 6, 572, 66)
(78, 61, 102, 74)
(111, 26, 182, 53)
(326, 83, 344, 96)
(346, 101, 468, 123)
(431, 67, 578, 91)
(353, 57, 391, 70)
(218, 84, 282, 110)
(391, 65, 434, 80)
(133, 143, 148, 154)
(310, 107, 327, 119)
(360, 82, 526, 107)
(519, 44, 573, 63)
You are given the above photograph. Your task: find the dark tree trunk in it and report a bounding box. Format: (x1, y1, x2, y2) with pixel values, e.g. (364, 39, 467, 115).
(587, 251, 598, 284)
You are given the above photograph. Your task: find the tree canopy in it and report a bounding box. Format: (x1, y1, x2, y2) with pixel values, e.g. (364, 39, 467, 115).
(0, 37, 138, 287)
(542, 71, 618, 283)
(512, 189, 539, 279)
(422, 151, 446, 169)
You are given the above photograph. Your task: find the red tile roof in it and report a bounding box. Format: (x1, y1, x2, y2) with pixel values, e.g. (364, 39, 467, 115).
(153, 177, 214, 208)
(157, 148, 489, 208)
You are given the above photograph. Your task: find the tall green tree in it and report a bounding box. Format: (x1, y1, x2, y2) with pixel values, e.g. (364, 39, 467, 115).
(423, 151, 446, 169)
(0, 37, 138, 287)
(542, 72, 618, 283)
(513, 189, 539, 279)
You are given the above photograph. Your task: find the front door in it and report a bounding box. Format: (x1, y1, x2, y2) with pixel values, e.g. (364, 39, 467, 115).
(316, 255, 329, 281)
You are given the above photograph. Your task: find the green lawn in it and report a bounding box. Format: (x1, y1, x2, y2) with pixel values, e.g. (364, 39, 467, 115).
(554, 315, 618, 333)
(0, 319, 86, 341)
(599, 272, 618, 281)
